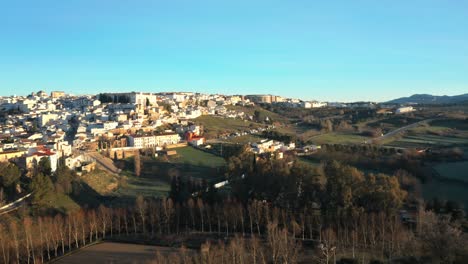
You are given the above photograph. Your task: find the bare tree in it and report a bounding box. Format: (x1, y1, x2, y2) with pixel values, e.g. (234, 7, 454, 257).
(134, 151, 141, 177)
(136, 195, 147, 235)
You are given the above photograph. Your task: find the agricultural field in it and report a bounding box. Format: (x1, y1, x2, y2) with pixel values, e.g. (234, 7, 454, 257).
(54, 242, 167, 264)
(385, 134, 468, 148)
(367, 116, 424, 130)
(383, 118, 468, 148)
(308, 132, 370, 145)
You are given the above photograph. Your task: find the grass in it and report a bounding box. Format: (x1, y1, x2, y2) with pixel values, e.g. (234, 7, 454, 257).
(171, 146, 226, 168)
(224, 134, 261, 144)
(81, 169, 119, 195)
(115, 147, 227, 198)
(47, 193, 81, 214)
(422, 179, 468, 209)
(433, 161, 468, 183)
(385, 134, 468, 148)
(430, 118, 468, 131)
(308, 132, 370, 145)
(226, 105, 289, 123)
(116, 176, 170, 198)
(195, 115, 260, 138)
(297, 157, 321, 168)
(382, 118, 468, 148)
(367, 116, 423, 129)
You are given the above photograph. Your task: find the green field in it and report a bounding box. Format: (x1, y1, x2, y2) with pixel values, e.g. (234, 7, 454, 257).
(422, 179, 468, 209)
(367, 116, 423, 130)
(195, 115, 260, 138)
(113, 147, 226, 198)
(308, 132, 370, 144)
(224, 134, 261, 144)
(48, 193, 81, 213)
(116, 176, 170, 198)
(433, 161, 468, 183)
(171, 146, 226, 167)
(422, 160, 468, 209)
(430, 119, 468, 131)
(81, 169, 119, 195)
(383, 118, 468, 148)
(385, 134, 468, 148)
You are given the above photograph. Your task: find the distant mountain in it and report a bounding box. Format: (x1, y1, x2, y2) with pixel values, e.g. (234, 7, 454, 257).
(386, 93, 468, 104)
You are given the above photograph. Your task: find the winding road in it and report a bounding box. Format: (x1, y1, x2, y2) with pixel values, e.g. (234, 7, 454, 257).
(370, 119, 433, 143)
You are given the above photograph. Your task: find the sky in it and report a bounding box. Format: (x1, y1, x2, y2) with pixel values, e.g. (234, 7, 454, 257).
(0, 0, 467, 102)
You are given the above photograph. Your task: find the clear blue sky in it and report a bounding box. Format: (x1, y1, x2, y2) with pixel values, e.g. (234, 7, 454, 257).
(1, 0, 467, 102)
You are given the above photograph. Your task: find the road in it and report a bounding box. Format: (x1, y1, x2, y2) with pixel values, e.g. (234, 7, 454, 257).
(371, 119, 432, 143)
(0, 193, 32, 216)
(85, 151, 121, 174)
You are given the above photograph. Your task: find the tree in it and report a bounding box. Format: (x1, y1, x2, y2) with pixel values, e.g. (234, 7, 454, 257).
(136, 195, 147, 234)
(418, 211, 465, 263)
(30, 173, 53, 206)
(0, 162, 21, 190)
(134, 151, 141, 177)
(38, 157, 52, 176)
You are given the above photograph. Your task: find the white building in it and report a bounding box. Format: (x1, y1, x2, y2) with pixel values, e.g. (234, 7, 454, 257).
(311, 101, 327, 108)
(128, 133, 180, 149)
(396, 106, 414, 114)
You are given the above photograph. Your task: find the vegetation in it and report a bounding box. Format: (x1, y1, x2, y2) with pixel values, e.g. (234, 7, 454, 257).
(1, 106, 468, 263)
(194, 115, 260, 139)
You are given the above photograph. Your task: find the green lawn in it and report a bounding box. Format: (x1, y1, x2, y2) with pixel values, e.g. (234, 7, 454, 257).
(171, 146, 226, 167)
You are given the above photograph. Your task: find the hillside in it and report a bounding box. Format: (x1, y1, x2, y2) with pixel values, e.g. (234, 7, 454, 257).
(387, 93, 468, 104)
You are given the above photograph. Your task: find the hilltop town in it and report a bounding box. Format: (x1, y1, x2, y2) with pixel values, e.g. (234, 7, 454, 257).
(0, 90, 467, 263)
(0, 90, 420, 176)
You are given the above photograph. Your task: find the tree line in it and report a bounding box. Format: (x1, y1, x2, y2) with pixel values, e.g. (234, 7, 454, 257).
(2, 196, 465, 264)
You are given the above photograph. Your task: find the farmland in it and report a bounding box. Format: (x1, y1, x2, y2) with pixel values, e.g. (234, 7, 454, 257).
(308, 132, 370, 145)
(382, 118, 468, 148)
(54, 242, 165, 264)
